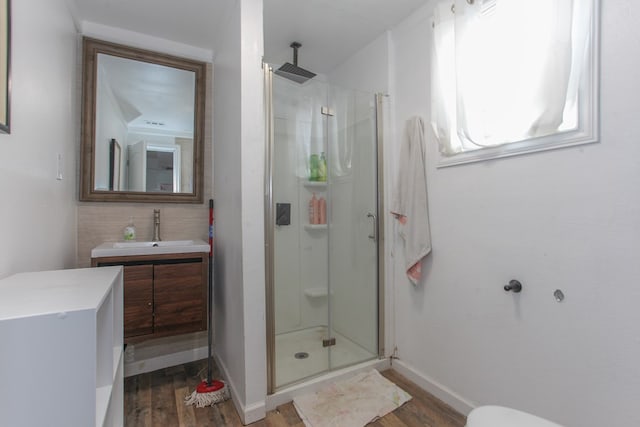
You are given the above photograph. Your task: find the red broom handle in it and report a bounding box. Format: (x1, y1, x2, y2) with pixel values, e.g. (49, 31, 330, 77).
(207, 199, 214, 384)
(209, 199, 214, 253)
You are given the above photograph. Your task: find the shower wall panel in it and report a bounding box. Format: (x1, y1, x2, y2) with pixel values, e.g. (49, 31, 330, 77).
(273, 116, 302, 334)
(273, 79, 329, 335)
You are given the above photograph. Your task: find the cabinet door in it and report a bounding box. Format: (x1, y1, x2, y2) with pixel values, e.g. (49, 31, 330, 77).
(153, 261, 206, 335)
(123, 264, 154, 338)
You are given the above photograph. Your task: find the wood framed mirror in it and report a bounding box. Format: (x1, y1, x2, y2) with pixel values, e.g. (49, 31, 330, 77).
(80, 37, 206, 203)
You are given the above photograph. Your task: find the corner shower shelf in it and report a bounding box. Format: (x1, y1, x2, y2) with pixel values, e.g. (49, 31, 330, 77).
(303, 181, 327, 189)
(304, 287, 332, 298)
(304, 224, 327, 231)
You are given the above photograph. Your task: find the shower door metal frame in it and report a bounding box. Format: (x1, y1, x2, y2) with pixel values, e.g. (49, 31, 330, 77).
(374, 93, 386, 359)
(264, 68, 386, 394)
(264, 63, 276, 394)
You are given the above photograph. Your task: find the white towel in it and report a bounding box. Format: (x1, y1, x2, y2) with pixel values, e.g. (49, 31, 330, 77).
(390, 117, 432, 285)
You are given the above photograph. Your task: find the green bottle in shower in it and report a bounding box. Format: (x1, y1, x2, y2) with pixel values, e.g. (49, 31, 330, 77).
(309, 154, 319, 181)
(318, 152, 327, 182)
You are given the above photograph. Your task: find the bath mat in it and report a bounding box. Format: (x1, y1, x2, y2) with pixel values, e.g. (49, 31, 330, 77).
(292, 369, 412, 427)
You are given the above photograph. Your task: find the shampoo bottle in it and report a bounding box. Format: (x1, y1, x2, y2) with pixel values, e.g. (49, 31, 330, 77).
(313, 195, 320, 225)
(309, 193, 318, 225)
(319, 197, 326, 224)
(123, 217, 136, 241)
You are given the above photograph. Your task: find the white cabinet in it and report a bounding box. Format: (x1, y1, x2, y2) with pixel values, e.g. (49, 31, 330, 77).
(0, 267, 124, 427)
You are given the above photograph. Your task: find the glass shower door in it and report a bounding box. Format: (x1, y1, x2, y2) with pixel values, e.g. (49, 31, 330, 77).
(269, 74, 380, 391)
(272, 77, 332, 388)
(325, 86, 379, 370)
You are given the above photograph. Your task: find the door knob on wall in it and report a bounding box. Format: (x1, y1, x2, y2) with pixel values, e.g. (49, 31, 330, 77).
(504, 279, 522, 293)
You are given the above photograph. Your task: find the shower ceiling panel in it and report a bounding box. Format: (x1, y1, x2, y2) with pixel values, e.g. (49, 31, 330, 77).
(263, 0, 427, 73)
(70, 0, 427, 74)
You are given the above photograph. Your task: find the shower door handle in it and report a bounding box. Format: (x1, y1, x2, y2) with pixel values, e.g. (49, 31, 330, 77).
(367, 213, 377, 242)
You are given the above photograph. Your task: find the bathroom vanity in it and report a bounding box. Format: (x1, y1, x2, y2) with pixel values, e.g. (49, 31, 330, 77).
(91, 240, 209, 343)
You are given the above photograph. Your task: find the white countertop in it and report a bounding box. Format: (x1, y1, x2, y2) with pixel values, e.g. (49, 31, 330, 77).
(0, 267, 122, 321)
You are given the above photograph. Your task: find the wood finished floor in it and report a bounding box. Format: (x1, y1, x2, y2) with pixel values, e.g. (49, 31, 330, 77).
(124, 359, 467, 426)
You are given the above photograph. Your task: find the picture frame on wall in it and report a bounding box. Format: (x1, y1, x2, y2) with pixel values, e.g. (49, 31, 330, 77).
(0, 0, 10, 134)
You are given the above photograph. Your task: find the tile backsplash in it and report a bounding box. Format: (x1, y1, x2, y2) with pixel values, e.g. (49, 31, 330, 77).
(77, 204, 209, 267)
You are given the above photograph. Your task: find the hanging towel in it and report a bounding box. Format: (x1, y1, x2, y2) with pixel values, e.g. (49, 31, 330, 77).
(391, 116, 432, 285)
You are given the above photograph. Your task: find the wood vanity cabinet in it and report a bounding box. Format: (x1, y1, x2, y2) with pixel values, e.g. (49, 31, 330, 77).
(122, 264, 153, 338)
(92, 252, 208, 343)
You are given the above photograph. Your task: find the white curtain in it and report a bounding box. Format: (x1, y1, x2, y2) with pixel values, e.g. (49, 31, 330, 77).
(431, 2, 458, 155)
(432, 0, 593, 155)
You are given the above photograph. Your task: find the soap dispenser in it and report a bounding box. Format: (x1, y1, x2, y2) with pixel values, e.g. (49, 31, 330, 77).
(309, 154, 320, 181)
(123, 217, 136, 241)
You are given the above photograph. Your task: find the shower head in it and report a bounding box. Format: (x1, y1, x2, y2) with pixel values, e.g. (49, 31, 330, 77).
(274, 42, 316, 84)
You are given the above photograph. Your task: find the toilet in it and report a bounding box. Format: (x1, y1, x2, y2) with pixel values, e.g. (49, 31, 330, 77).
(466, 405, 564, 427)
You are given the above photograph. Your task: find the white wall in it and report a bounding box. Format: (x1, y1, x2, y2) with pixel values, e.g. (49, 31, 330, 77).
(212, 0, 246, 415)
(389, 2, 640, 426)
(213, 0, 266, 423)
(0, 0, 78, 279)
(79, 21, 212, 63)
(328, 32, 390, 95)
(239, 0, 267, 416)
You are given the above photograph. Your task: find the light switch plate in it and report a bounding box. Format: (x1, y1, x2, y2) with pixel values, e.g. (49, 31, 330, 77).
(56, 153, 63, 180)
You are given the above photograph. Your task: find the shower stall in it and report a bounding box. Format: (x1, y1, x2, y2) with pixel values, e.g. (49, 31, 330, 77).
(264, 66, 385, 393)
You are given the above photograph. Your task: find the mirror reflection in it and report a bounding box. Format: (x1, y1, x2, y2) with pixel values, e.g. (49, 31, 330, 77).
(95, 54, 194, 193)
(80, 37, 206, 203)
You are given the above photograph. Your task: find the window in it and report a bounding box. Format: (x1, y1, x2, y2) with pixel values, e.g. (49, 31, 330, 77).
(431, 0, 599, 167)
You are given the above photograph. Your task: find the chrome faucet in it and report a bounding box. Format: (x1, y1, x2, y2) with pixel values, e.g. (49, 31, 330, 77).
(153, 209, 161, 241)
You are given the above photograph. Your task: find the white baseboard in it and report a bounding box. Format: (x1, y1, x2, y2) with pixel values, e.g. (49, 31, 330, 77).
(391, 359, 476, 416)
(213, 352, 266, 425)
(124, 345, 208, 377)
(213, 356, 474, 423)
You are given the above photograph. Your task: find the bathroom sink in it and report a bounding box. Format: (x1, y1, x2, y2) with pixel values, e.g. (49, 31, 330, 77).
(91, 239, 210, 258)
(112, 240, 195, 249)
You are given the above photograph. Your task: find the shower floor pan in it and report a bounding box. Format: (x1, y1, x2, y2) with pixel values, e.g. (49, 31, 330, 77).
(275, 326, 376, 388)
